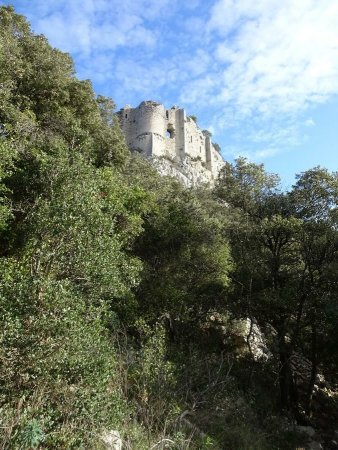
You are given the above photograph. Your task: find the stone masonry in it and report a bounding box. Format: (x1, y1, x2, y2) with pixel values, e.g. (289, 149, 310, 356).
(117, 100, 225, 186)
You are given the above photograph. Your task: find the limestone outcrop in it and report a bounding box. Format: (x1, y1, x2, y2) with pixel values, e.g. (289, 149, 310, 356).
(101, 430, 122, 450)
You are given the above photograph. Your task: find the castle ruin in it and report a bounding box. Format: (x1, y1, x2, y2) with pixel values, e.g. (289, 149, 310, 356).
(117, 101, 225, 186)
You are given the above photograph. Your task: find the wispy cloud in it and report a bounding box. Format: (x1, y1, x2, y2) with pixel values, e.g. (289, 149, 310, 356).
(31, 0, 160, 56)
(187, 0, 338, 118)
(180, 0, 338, 160)
(15, 0, 338, 118)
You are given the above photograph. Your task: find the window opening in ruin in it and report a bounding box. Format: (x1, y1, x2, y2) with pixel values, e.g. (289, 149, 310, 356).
(166, 111, 169, 119)
(167, 124, 175, 139)
(125, 114, 128, 118)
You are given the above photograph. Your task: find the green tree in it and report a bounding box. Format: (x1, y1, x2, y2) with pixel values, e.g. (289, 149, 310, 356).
(124, 155, 232, 340)
(0, 150, 152, 447)
(0, 8, 151, 446)
(289, 167, 338, 414)
(0, 6, 128, 255)
(216, 159, 338, 417)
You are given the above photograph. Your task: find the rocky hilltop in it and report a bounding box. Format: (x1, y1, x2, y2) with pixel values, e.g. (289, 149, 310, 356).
(117, 100, 225, 186)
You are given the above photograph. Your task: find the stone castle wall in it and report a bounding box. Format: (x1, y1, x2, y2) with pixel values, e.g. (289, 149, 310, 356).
(117, 100, 225, 185)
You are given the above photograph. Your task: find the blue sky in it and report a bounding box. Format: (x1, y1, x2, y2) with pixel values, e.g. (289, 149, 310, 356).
(3, 0, 338, 187)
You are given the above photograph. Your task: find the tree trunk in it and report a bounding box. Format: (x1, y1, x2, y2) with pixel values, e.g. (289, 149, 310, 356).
(277, 326, 298, 411)
(277, 327, 291, 410)
(305, 324, 317, 417)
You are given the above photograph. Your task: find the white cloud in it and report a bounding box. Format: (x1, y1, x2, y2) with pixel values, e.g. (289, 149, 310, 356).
(19, 0, 165, 56)
(204, 0, 338, 117)
(176, 0, 338, 163)
(21, 0, 338, 121)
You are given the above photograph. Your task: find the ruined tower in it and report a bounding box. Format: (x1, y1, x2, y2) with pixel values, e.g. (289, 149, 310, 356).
(117, 100, 225, 185)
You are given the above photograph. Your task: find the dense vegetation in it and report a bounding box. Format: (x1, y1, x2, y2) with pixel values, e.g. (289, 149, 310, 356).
(0, 7, 337, 449)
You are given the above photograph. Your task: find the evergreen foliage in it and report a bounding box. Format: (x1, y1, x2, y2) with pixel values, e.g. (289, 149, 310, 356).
(0, 7, 337, 449)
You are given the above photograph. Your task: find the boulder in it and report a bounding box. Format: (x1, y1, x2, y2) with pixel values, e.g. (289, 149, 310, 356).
(307, 442, 322, 450)
(297, 426, 316, 438)
(101, 430, 122, 450)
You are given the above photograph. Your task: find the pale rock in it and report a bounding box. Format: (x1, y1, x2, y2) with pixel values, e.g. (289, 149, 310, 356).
(101, 430, 122, 450)
(297, 425, 316, 438)
(307, 442, 323, 450)
(234, 318, 271, 361)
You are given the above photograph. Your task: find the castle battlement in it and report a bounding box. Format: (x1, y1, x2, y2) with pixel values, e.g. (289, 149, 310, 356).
(117, 101, 225, 186)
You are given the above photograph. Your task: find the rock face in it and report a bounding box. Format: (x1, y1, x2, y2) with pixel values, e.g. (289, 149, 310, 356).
(307, 442, 323, 450)
(239, 318, 271, 361)
(205, 313, 271, 361)
(101, 430, 122, 450)
(153, 154, 214, 187)
(117, 100, 225, 186)
(297, 425, 316, 438)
